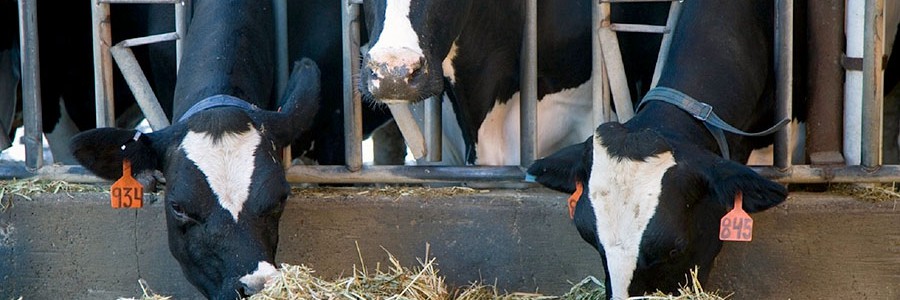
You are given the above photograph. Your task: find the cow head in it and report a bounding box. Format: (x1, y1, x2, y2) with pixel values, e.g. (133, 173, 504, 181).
(528, 122, 786, 299)
(361, 0, 472, 102)
(70, 60, 321, 299)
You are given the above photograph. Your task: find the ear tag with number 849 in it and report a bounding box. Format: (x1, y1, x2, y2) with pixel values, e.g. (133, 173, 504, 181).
(719, 191, 752, 242)
(111, 158, 143, 209)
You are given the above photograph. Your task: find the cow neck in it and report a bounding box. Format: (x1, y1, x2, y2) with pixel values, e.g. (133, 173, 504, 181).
(635, 87, 789, 160)
(177, 94, 259, 124)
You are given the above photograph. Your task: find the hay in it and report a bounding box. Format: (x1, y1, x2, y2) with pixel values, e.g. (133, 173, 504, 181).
(249, 243, 611, 300)
(117, 279, 172, 300)
(0, 178, 106, 212)
(0, 178, 105, 201)
(296, 186, 489, 200)
(251, 244, 447, 300)
(828, 182, 900, 202)
(628, 267, 729, 300)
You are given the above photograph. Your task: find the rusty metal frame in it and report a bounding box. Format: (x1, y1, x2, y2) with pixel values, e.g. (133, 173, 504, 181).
(3, 0, 896, 186)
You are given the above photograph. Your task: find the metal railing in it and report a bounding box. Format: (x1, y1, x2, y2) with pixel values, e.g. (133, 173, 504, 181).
(4, 0, 894, 185)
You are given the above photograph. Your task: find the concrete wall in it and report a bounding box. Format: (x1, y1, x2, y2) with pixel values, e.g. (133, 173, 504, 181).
(0, 188, 897, 299)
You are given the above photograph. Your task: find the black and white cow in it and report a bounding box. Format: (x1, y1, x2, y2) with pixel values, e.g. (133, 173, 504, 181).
(527, 1, 787, 298)
(359, 0, 667, 165)
(69, 1, 320, 298)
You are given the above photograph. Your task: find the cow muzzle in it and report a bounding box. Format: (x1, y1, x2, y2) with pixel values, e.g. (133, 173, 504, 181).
(237, 261, 278, 296)
(365, 47, 427, 101)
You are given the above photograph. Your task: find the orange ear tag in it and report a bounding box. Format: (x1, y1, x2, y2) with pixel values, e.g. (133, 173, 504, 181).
(567, 181, 583, 219)
(110, 159, 144, 209)
(719, 191, 752, 242)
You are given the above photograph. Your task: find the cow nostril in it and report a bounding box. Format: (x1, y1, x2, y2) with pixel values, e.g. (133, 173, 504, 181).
(409, 65, 422, 79)
(239, 282, 260, 296)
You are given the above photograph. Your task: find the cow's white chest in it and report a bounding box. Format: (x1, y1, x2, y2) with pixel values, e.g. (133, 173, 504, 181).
(475, 79, 594, 165)
(589, 138, 676, 299)
(181, 125, 261, 222)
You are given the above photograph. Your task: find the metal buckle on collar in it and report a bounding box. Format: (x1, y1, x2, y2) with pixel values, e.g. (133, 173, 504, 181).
(693, 102, 713, 121)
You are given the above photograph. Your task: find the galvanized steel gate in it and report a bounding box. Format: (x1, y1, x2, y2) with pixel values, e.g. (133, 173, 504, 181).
(6, 0, 897, 185)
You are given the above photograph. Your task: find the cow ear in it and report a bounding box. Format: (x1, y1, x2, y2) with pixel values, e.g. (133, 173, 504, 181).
(527, 138, 591, 194)
(256, 57, 321, 147)
(705, 157, 787, 213)
(70, 128, 165, 180)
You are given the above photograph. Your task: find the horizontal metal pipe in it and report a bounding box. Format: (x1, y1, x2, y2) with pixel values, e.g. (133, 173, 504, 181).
(609, 23, 668, 34)
(9, 164, 900, 184)
(118, 32, 179, 48)
(109, 45, 171, 130)
(286, 165, 527, 184)
(601, 0, 677, 2)
(100, 0, 181, 3)
(751, 165, 900, 183)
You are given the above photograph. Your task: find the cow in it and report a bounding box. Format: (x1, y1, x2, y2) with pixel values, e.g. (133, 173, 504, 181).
(359, 0, 668, 165)
(69, 0, 320, 298)
(527, 0, 787, 298)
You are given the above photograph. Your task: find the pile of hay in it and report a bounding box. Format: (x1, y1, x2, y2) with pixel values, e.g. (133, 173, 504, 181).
(0, 178, 106, 211)
(630, 268, 729, 300)
(250, 246, 447, 300)
(120, 250, 727, 300)
(828, 182, 900, 202)
(296, 186, 488, 200)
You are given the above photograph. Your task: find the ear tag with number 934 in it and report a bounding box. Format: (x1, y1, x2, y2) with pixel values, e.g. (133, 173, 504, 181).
(719, 191, 752, 242)
(111, 158, 143, 209)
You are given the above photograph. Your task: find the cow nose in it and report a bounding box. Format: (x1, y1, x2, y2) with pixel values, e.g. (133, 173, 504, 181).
(238, 261, 278, 296)
(365, 47, 425, 96)
(239, 281, 262, 296)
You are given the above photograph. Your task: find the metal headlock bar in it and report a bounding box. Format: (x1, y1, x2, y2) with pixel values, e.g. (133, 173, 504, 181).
(3, 0, 893, 185)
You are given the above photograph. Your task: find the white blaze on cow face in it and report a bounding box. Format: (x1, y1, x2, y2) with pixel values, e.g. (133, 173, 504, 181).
(475, 79, 594, 165)
(588, 135, 677, 299)
(239, 261, 278, 294)
(367, 0, 425, 90)
(181, 124, 261, 222)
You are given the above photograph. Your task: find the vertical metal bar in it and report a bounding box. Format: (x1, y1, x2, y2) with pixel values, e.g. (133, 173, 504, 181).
(109, 45, 171, 131)
(650, 1, 682, 88)
(774, 0, 794, 169)
(273, 0, 291, 168)
(591, 0, 609, 126)
(274, 0, 288, 99)
(92, 0, 115, 128)
(597, 2, 634, 122)
(520, 0, 538, 167)
(806, 0, 846, 165)
(175, 0, 186, 71)
(425, 96, 442, 162)
(862, 0, 885, 167)
(17, 0, 43, 170)
(342, 0, 363, 171)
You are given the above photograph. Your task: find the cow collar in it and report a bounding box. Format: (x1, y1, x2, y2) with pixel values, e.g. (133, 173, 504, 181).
(178, 94, 259, 123)
(636, 87, 789, 160)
